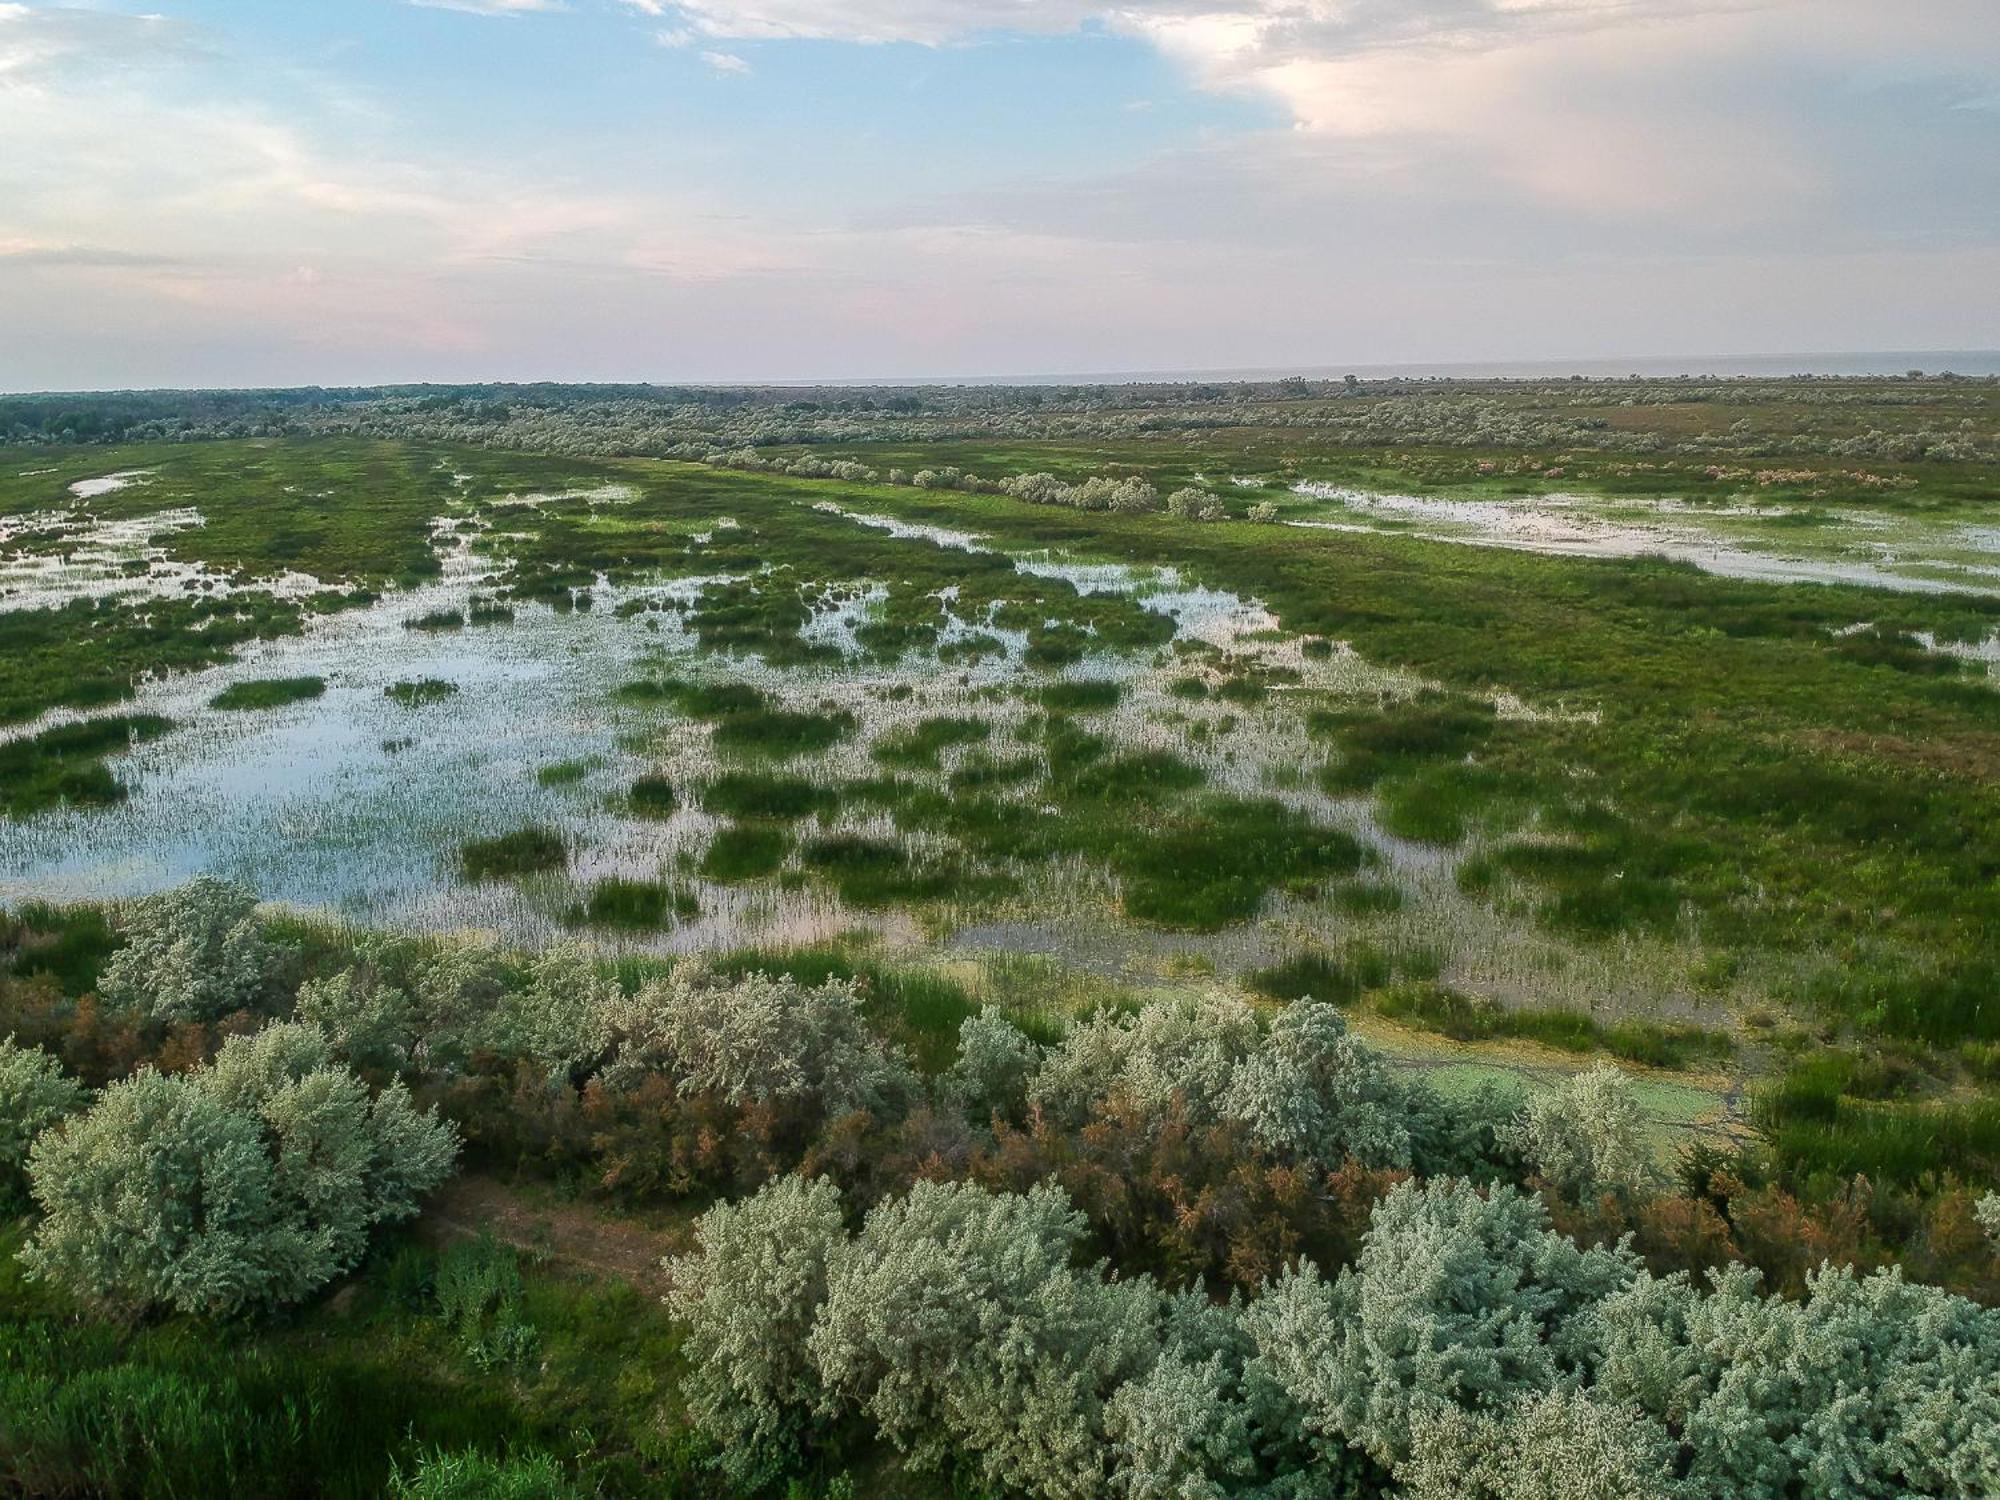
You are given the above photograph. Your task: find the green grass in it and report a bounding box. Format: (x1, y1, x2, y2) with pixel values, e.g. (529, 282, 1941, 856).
(210, 676, 326, 711)
(870, 715, 990, 770)
(700, 772, 838, 821)
(0, 714, 174, 818)
(1372, 981, 1733, 1071)
(1036, 680, 1122, 713)
(700, 824, 792, 881)
(0, 1216, 701, 1499)
(458, 826, 567, 882)
(567, 878, 697, 928)
(385, 679, 458, 707)
(626, 776, 678, 818)
(535, 758, 599, 788)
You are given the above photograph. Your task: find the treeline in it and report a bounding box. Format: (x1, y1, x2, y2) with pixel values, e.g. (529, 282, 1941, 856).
(4, 376, 1993, 462)
(4, 882, 2000, 1496)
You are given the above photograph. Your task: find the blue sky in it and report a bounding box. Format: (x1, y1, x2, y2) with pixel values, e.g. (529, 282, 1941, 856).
(1, 0, 1996, 388)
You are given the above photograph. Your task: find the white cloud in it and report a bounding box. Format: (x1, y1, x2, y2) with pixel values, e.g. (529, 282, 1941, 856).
(0, 0, 1995, 387)
(700, 48, 750, 72)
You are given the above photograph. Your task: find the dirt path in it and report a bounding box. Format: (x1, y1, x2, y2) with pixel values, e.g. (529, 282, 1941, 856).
(420, 1175, 690, 1293)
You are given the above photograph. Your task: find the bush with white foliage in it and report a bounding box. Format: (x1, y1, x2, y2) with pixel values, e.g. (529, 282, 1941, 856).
(810, 1178, 1160, 1498)
(1499, 1062, 1653, 1202)
(941, 1006, 1044, 1122)
(96, 876, 284, 1022)
(1246, 1178, 1639, 1470)
(21, 1022, 457, 1316)
(478, 940, 617, 1078)
(294, 967, 419, 1072)
(665, 1174, 849, 1485)
(1165, 487, 1225, 521)
(1222, 1001, 1414, 1170)
(0, 1037, 87, 1193)
(601, 959, 914, 1117)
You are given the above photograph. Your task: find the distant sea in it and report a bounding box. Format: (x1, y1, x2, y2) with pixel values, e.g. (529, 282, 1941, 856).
(848, 351, 2000, 386)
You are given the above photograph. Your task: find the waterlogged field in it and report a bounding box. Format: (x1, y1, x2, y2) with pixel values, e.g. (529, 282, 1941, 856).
(8, 390, 2000, 1498)
(4, 417, 2000, 1154)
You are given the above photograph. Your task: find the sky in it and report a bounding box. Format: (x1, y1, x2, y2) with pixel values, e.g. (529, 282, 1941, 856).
(1, 0, 1996, 389)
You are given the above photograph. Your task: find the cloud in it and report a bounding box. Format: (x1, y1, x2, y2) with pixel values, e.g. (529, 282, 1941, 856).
(0, 0, 1994, 387)
(700, 48, 750, 72)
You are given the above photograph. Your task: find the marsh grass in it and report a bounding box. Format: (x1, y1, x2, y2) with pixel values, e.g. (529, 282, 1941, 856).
(626, 776, 678, 818)
(700, 772, 838, 821)
(1036, 680, 1122, 713)
(567, 878, 698, 929)
(458, 826, 566, 882)
(870, 714, 990, 770)
(1372, 980, 1732, 1071)
(209, 676, 326, 712)
(700, 824, 792, 881)
(385, 679, 458, 707)
(535, 757, 599, 787)
(0, 714, 172, 817)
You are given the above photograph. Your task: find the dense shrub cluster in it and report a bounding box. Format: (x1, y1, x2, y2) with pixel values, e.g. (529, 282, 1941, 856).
(21, 1023, 456, 1316)
(6, 884, 2000, 1494)
(671, 1172, 2000, 1498)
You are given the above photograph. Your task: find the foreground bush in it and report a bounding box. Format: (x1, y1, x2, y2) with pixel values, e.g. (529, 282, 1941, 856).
(670, 1173, 2000, 1499)
(21, 1023, 457, 1316)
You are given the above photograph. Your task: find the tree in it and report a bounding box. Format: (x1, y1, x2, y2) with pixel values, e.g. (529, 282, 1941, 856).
(603, 959, 913, 1118)
(294, 967, 418, 1072)
(1247, 1179, 1638, 1469)
(1500, 1063, 1653, 1202)
(21, 1022, 457, 1316)
(480, 941, 616, 1078)
(1030, 994, 1260, 1130)
(1400, 1388, 1689, 1500)
(96, 877, 282, 1022)
(809, 1178, 1157, 1498)
(1222, 1001, 1413, 1170)
(0, 1037, 87, 1195)
(1592, 1261, 2000, 1497)
(665, 1174, 850, 1484)
(943, 1006, 1044, 1123)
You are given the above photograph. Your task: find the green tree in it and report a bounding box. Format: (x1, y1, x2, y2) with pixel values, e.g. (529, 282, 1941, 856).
(96, 876, 283, 1022)
(22, 1023, 457, 1316)
(0, 1037, 87, 1196)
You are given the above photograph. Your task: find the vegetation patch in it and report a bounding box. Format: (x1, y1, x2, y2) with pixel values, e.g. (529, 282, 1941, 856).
(567, 878, 698, 929)
(0, 715, 173, 818)
(1373, 981, 1732, 1071)
(209, 676, 326, 712)
(458, 826, 566, 882)
(625, 776, 678, 818)
(700, 824, 792, 882)
(385, 679, 458, 707)
(700, 772, 837, 821)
